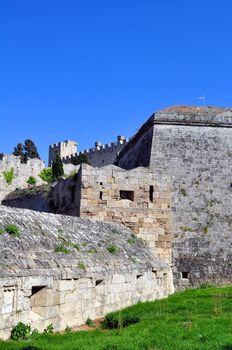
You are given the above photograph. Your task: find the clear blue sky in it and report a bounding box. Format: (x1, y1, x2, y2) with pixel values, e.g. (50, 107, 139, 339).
(1, 0, 232, 163)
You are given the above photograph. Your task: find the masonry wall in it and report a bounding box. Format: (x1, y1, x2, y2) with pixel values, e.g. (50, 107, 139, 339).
(0, 155, 45, 202)
(0, 205, 173, 339)
(50, 165, 172, 264)
(0, 269, 169, 339)
(118, 117, 232, 289)
(62, 137, 128, 168)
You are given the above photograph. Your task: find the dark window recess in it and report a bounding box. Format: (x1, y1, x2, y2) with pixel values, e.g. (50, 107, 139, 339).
(100, 182, 103, 185)
(99, 191, 103, 200)
(149, 186, 154, 202)
(31, 286, 46, 296)
(119, 190, 134, 201)
(102, 159, 105, 164)
(71, 186, 76, 203)
(181, 272, 189, 279)
(95, 279, 104, 286)
(137, 274, 142, 279)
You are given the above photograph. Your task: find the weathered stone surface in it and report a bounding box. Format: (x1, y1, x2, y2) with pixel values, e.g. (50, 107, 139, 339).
(0, 205, 173, 339)
(117, 105, 232, 289)
(0, 155, 45, 202)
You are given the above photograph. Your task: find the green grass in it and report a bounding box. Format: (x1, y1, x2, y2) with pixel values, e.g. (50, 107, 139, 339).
(2, 286, 232, 349)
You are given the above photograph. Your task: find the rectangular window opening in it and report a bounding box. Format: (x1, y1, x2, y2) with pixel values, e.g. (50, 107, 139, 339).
(119, 190, 134, 201)
(181, 271, 189, 279)
(99, 191, 103, 200)
(149, 186, 154, 202)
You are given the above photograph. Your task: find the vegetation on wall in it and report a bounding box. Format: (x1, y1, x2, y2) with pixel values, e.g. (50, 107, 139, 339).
(3, 167, 15, 185)
(27, 176, 37, 186)
(39, 168, 53, 183)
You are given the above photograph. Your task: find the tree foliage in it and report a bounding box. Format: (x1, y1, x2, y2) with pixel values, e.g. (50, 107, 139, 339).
(12, 140, 40, 163)
(24, 139, 40, 159)
(52, 152, 64, 180)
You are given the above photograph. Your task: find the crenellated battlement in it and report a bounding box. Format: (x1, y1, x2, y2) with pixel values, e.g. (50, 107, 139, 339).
(54, 136, 129, 167)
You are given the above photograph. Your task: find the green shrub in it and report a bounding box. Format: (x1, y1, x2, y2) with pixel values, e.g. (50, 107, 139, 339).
(10, 322, 31, 340)
(102, 312, 140, 329)
(39, 167, 53, 183)
(86, 318, 95, 327)
(107, 244, 118, 255)
(54, 244, 70, 254)
(78, 262, 86, 270)
(127, 234, 143, 244)
(27, 176, 37, 186)
(3, 167, 15, 185)
(5, 224, 20, 237)
(43, 323, 54, 334)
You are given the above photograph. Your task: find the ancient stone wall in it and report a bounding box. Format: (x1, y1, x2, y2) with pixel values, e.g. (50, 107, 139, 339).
(50, 164, 172, 264)
(117, 106, 232, 289)
(61, 136, 128, 167)
(0, 155, 45, 202)
(0, 205, 173, 339)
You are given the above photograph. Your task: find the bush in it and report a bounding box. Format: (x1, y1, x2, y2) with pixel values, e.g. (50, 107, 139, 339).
(3, 167, 15, 184)
(103, 313, 140, 329)
(27, 176, 37, 186)
(107, 244, 118, 255)
(5, 224, 20, 237)
(54, 244, 70, 254)
(78, 262, 86, 270)
(43, 323, 54, 334)
(39, 168, 53, 183)
(10, 322, 31, 340)
(86, 318, 95, 327)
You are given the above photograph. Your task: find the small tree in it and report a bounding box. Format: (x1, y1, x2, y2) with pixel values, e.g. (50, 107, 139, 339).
(24, 139, 40, 159)
(13, 143, 27, 163)
(0, 153, 4, 160)
(52, 152, 64, 180)
(27, 176, 37, 186)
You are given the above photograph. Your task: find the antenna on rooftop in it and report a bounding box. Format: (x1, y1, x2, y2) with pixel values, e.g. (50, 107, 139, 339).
(197, 93, 206, 106)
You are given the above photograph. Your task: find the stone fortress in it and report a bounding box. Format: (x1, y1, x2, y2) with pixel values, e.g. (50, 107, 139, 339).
(0, 105, 232, 338)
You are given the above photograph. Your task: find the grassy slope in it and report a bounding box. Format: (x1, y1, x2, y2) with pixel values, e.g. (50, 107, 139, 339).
(1, 285, 232, 350)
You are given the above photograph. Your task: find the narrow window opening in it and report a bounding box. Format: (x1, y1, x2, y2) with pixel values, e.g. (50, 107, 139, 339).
(31, 286, 46, 296)
(100, 191, 103, 200)
(102, 159, 105, 164)
(119, 190, 134, 201)
(96, 279, 104, 286)
(100, 182, 103, 185)
(137, 274, 142, 279)
(181, 271, 189, 279)
(149, 186, 154, 202)
(71, 186, 76, 203)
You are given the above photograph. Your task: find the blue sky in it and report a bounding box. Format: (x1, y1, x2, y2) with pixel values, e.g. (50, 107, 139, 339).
(1, 0, 232, 163)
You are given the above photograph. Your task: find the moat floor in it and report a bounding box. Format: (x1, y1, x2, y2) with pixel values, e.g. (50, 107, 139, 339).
(1, 285, 232, 350)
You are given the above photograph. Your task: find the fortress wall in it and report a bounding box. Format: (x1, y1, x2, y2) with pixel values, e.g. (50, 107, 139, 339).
(117, 109, 232, 289)
(62, 137, 128, 167)
(150, 124, 232, 289)
(50, 165, 172, 264)
(0, 155, 45, 202)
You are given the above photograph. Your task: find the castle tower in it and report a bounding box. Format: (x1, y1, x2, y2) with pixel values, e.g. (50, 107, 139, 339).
(48, 140, 78, 166)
